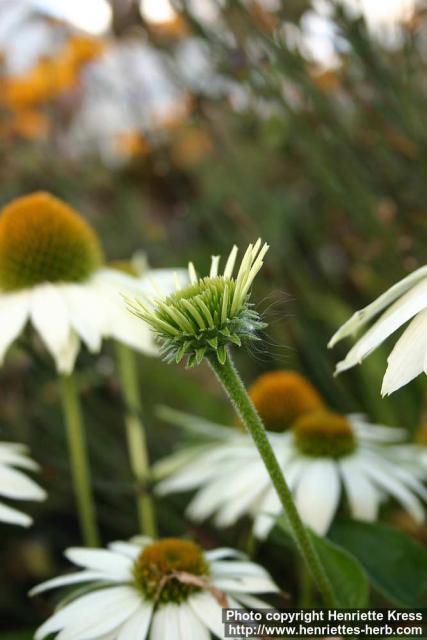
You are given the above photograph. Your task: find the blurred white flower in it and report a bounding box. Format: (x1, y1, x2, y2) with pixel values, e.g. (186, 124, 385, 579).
(31, 537, 278, 640)
(154, 409, 427, 536)
(0, 192, 186, 373)
(0, 442, 46, 527)
(329, 265, 427, 395)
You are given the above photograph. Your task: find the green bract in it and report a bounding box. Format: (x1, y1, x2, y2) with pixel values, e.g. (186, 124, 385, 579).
(128, 240, 269, 367)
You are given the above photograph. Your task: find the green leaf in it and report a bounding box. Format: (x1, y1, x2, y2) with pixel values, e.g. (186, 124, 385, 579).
(311, 530, 369, 607)
(329, 519, 427, 606)
(276, 517, 369, 607)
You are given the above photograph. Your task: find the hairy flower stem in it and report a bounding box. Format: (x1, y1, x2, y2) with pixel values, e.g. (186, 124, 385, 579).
(116, 343, 157, 537)
(60, 374, 100, 547)
(207, 351, 337, 607)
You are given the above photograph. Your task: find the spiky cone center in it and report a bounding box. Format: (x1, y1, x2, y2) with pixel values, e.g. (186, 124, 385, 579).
(293, 410, 356, 458)
(248, 370, 325, 433)
(0, 192, 103, 291)
(129, 240, 269, 367)
(133, 539, 209, 604)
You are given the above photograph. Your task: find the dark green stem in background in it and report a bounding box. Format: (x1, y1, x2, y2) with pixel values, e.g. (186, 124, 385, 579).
(207, 350, 337, 607)
(60, 374, 100, 547)
(116, 343, 157, 537)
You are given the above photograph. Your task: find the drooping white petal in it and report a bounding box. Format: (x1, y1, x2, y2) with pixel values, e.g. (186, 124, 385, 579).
(177, 603, 210, 640)
(0, 290, 30, 363)
(30, 285, 73, 371)
(253, 488, 281, 539)
(90, 278, 157, 356)
(55, 331, 80, 374)
(0, 500, 32, 527)
(0, 465, 46, 501)
(295, 459, 341, 535)
(339, 456, 381, 521)
(65, 548, 133, 580)
(0, 446, 39, 470)
(150, 604, 182, 640)
(108, 541, 145, 559)
(29, 570, 111, 596)
(329, 266, 427, 348)
(204, 548, 246, 562)
(214, 463, 270, 527)
(188, 592, 226, 640)
(381, 308, 427, 396)
(62, 284, 105, 353)
(213, 574, 278, 594)
(117, 602, 153, 640)
(335, 279, 427, 374)
(359, 458, 425, 523)
(35, 586, 141, 640)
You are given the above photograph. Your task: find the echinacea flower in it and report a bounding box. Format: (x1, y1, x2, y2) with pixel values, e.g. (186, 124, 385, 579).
(155, 407, 427, 537)
(0, 192, 184, 373)
(31, 537, 278, 640)
(328, 265, 427, 395)
(0, 442, 46, 527)
(247, 370, 326, 432)
(128, 240, 269, 367)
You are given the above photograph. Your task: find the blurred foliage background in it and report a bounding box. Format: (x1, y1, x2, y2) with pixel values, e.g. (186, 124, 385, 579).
(2, 0, 427, 634)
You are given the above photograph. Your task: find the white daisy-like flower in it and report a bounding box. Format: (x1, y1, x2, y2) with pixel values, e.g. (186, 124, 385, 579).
(0, 441, 46, 527)
(31, 537, 278, 640)
(0, 192, 186, 374)
(154, 408, 427, 537)
(328, 264, 427, 395)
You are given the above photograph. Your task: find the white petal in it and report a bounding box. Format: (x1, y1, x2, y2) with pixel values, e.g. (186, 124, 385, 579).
(0, 464, 46, 500)
(214, 463, 269, 527)
(178, 603, 210, 640)
(117, 602, 153, 640)
(335, 279, 427, 374)
(329, 266, 427, 347)
(92, 280, 157, 355)
(0, 500, 32, 526)
(295, 459, 341, 535)
(359, 458, 425, 523)
(188, 592, 225, 640)
(65, 548, 133, 580)
(30, 570, 110, 596)
(253, 488, 281, 539)
(382, 309, 427, 395)
(339, 456, 380, 521)
(204, 548, 246, 562)
(30, 285, 74, 371)
(213, 575, 278, 593)
(35, 586, 141, 640)
(150, 604, 182, 640)
(108, 541, 144, 559)
(62, 285, 104, 352)
(0, 291, 30, 363)
(0, 447, 39, 470)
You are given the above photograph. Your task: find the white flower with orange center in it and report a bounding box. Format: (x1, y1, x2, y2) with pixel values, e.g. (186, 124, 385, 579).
(0, 192, 184, 373)
(0, 441, 46, 527)
(328, 265, 427, 395)
(154, 373, 427, 536)
(31, 537, 278, 640)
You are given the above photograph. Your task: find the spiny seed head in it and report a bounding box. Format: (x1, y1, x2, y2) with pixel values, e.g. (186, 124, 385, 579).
(128, 240, 269, 367)
(133, 539, 208, 604)
(248, 370, 325, 433)
(0, 192, 103, 291)
(293, 410, 356, 458)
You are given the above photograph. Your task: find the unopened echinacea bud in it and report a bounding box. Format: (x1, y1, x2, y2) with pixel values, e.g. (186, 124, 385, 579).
(127, 240, 269, 367)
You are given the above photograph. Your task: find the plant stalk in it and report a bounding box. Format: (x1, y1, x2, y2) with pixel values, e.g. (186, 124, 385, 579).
(116, 343, 157, 537)
(207, 350, 337, 607)
(60, 374, 100, 547)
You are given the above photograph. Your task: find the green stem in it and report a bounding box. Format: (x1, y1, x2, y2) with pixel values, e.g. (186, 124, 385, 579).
(207, 351, 337, 607)
(59, 374, 100, 547)
(116, 343, 157, 537)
